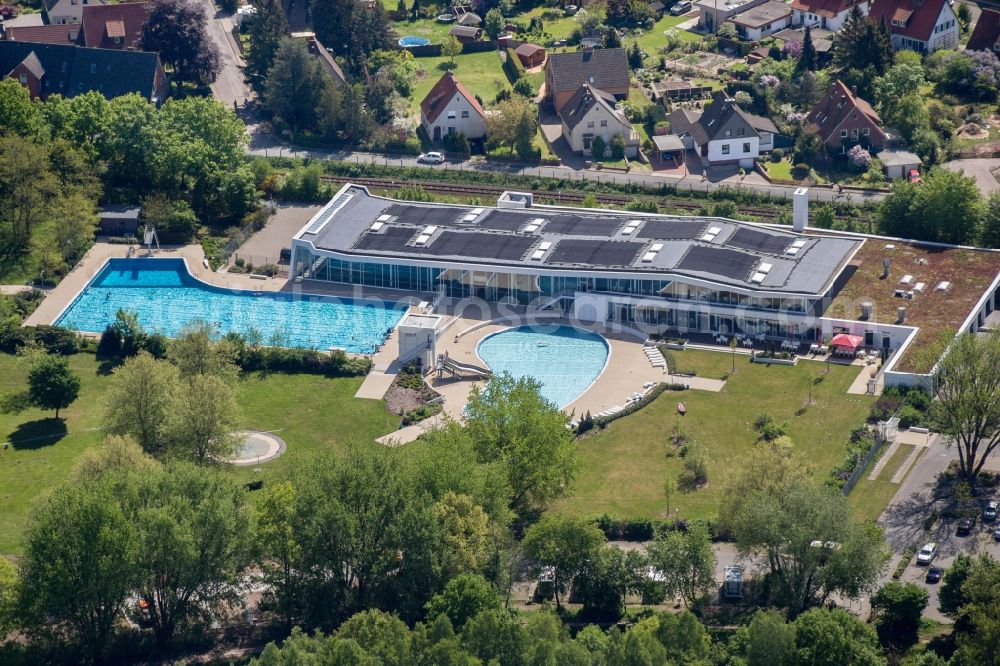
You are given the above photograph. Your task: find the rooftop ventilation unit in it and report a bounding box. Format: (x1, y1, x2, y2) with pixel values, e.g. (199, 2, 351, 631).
(701, 226, 722, 242)
(414, 234, 431, 246)
(936, 281, 951, 291)
(641, 252, 657, 263)
(900, 274, 913, 285)
(785, 239, 807, 255)
(758, 262, 773, 274)
(523, 223, 540, 233)
(913, 282, 925, 293)
(376, 214, 391, 222)
(621, 220, 642, 236)
(530, 241, 553, 261)
(650, 243, 664, 251)
(462, 208, 484, 223)
(369, 221, 385, 231)
(750, 272, 767, 284)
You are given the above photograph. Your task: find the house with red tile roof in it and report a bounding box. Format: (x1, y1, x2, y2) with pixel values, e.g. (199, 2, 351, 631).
(806, 79, 887, 152)
(1, 24, 81, 46)
(80, 2, 148, 50)
(869, 0, 957, 52)
(967, 8, 1000, 53)
(420, 71, 486, 142)
(791, 0, 868, 31)
(42, 0, 107, 25)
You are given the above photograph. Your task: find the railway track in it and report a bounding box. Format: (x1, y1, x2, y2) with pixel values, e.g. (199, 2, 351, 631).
(319, 175, 872, 225)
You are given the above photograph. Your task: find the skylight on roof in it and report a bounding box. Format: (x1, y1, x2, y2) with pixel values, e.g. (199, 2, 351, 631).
(369, 221, 384, 231)
(414, 234, 431, 246)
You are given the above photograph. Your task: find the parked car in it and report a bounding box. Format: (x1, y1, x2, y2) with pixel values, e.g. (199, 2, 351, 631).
(926, 566, 943, 584)
(958, 517, 974, 536)
(984, 500, 998, 522)
(669, 1, 692, 14)
(916, 542, 937, 564)
(417, 152, 446, 164)
(994, 525, 1000, 541)
(908, 169, 922, 183)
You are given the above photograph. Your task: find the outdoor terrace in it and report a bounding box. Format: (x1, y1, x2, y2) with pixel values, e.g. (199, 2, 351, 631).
(826, 239, 1000, 373)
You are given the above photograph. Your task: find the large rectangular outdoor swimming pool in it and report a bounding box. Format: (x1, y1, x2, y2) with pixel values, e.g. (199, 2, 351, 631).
(55, 258, 406, 353)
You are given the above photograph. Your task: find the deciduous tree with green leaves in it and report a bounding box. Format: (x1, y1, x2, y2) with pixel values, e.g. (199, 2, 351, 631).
(26, 352, 81, 419)
(521, 514, 605, 609)
(104, 352, 181, 454)
(646, 522, 717, 608)
(442, 35, 463, 68)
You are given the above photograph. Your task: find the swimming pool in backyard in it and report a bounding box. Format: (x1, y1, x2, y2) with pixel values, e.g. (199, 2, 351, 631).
(476, 325, 610, 408)
(55, 258, 406, 353)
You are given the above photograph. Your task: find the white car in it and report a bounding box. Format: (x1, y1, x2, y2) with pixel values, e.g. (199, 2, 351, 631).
(916, 542, 937, 565)
(417, 152, 446, 164)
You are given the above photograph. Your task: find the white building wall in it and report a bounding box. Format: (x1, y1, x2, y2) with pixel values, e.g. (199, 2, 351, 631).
(735, 14, 791, 40)
(46, 0, 87, 24)
(706, 136, 760, 167)
(422, 93, 487, 140)
(793, 2, 867, 30)
(565, 103, 636, 157)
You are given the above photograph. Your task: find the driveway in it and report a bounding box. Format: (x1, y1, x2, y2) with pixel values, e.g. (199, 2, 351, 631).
(943, 158, 1000, 195)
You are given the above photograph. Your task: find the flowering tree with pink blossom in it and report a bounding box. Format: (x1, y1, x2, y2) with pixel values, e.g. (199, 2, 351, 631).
(782, 40, 801, 59)
(848, 144, 871, 169)
(759, 74, 779, 89)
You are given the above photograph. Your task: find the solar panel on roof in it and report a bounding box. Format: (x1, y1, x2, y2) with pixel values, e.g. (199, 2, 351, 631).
(423, 231, 536, 260)
(304, 191, 354, 235)
(727, 228, 792, 254)
(543, 215, 622, 236)
(634, 220, 707, 240)
(546, 240, 642, 266)
(384, 204, 448, 227)
(470, 210, 535, 231)
(677, 246, 758, 280)
(353, 225, 418, 251)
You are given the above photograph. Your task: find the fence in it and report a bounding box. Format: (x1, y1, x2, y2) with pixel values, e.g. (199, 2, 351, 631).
(841, 416, 898, 495)
(405, 40, 499, 58)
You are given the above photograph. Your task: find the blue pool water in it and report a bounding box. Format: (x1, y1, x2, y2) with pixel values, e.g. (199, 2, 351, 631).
(399, 35, 431, 47)
(477, 325, 609, 408)
(55, 259, 405, 353)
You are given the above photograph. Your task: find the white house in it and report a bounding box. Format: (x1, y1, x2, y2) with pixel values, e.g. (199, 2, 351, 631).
(419, 71, 487, 142)
(558, 83, 639, 158)
(791, 0, 868, 32)
(726, 0, 793, 40)
(42, 0, 106, 25)
(666, 92, 778, 168)
(695, 0, 769, 32)
(869, 0, 958, 53)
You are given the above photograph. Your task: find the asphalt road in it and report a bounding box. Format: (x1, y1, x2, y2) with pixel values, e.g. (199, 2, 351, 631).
(943, 158, 1000, 195)
(203, 0, 250, 109)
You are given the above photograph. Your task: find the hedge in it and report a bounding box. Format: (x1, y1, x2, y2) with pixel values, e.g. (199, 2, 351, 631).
(0, 325, 85, 355)
(591, 514, 723, 542)
(576, 381, 687, 434)
(503, 47, 526, 83)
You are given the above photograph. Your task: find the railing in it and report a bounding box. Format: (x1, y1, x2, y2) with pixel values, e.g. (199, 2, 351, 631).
(841, 416, 897, 495)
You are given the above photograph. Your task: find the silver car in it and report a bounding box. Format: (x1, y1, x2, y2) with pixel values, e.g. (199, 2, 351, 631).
(916, 542, 937, 565)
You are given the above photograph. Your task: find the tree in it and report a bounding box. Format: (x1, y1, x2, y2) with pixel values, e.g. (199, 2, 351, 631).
(484, 8, 504, 41)
(793, 608, 886, 666)
(141, 194, 198, 244)
(744, 610, 796, 666)
(246, 0, 289, 79)
(932, 332, 1000, 483)
(433, 492, 491, 578)
(442, 36, 463, 67)
(628, 41, 643, 69)
(948, 554, 1000, 666)
(0, 78, 46, 139)
(799, 25, 816, 72)
(25, 353, 80, 419)
(0, 557, 18, 637)
(168, 320, 239, 381)
(939, 553, 976, 616)
(522, 514, 605, 608)
(18, 479, 138, 663)
(167, 372, 240, 462)
(0, 135, 59, 254)
(983, 191, 1000, 249)
(104, 352, 180, 455)
(72, 434, 162, 482)
(574, 546, 646, 621)
(870, 581, 928, 648)
(878, 169, 983, 244)
(465, 373, 579, 518)
(731, 477, 889, 616)
(832, 6, 893, 97)
(647, 522, 716, 608)
(132, 462, 252, 647)
(591, 134, 606, 160)
(142, 0, 221, 86)
(425, 573, 502, 630)
(873, 62, 925, 122)
(718, 440, 810, 534)
(264, 38, 328, 131)
(484, 94, 537, 160)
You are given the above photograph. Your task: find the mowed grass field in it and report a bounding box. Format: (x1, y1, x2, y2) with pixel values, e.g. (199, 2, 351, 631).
(552, 350, 876, 521)
(409, 51, 509, 115)
(0, 352, 399, 556)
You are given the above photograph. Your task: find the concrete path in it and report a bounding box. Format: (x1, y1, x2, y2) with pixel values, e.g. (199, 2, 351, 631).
(868, 440, 901, 481)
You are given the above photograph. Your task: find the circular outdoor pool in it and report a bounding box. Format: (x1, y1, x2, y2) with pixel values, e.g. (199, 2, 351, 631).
(477, 325, 609, 408)
(399, 35, 431, 47)
(228, 430, 286, 465)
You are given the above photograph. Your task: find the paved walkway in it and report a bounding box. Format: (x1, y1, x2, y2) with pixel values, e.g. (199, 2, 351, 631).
(0, 285, 42, 295)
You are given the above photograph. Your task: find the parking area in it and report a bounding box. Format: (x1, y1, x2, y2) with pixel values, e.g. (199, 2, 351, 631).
(231, 202, 321, 267)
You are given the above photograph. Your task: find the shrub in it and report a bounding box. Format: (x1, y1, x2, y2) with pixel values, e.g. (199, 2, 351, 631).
(770, 147, 784, 162)
(893, 545, 918, 580)
(503, 47, 526, 82)
(791, 163, 810, 179)
(512, 77, 534, 97)
(591, 135, 606, 160)
(898, 405, 924, 429)
(609, 134, 626, 160)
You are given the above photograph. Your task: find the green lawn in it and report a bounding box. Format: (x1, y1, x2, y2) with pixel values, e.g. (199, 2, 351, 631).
(765, 158, 797, 182)
(410, 51, 508, 114)
(551, 349, 874, 521)
(0, 352, 399, 555)
(849, 444, 918, 524)
(634, 13, 703, 62)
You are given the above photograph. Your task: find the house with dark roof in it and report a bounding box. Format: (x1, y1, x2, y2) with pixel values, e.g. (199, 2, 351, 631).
(420, 71, 486, 142)
(666, 91, 778, 167)
(791, 0, 868, 31)
(543, 47, 630, 113)
(967, 8, 1000, 52)
(806, 79, 886, 152)
(514, 43, 545, 69)
(449, 25, 482, 43)
(869, 0, 957, 52)
(558, 83, 639, 158)
(80, 2, 148, 49)
(457, 11, 482, 26)
(42, 0, 106, 25)
(0, 40, 167, 101)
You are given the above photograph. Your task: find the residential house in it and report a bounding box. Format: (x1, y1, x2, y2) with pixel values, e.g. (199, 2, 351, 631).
(543, 47, 629, 113)
(1, 24, 81, 45)
(514, 43, 545, 69)
(294, 32, 348, 85)
(457, 11, 482, 26)
(725, 0, 793, 40)
(420, 71, 486, 142)
(666, 91, 778, 167)
(449, 25, 482, 43)
(42, 0, 106, 25)
(967, 8, 1000, 52)
(558, 83, 639, 158)
(791, 0, 868, 31)
(869, 0, 958, 52)
(0, 40, 167, 101)
(772, 26, 834, 64)
(80, 2, 148, 50)
(806, 79, 886, 152)
(695, 0, 768, 32)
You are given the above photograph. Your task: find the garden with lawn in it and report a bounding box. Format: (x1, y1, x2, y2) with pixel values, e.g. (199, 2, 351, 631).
(0, 352, 398, 555)
(408, 51, 508, 116)
(552, 349, 877, 521)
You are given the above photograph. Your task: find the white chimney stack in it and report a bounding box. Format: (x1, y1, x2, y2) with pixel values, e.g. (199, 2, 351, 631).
(793, 187, 809, 232)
